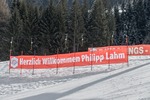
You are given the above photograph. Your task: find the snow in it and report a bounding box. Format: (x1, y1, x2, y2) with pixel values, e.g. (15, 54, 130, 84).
(0, 56, 150, 100)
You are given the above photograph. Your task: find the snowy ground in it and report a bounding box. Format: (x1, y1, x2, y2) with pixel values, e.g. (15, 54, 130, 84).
(0, 56, 150, 100)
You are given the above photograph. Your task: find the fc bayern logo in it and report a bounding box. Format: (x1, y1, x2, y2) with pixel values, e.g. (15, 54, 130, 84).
(11, 57, 18, 68)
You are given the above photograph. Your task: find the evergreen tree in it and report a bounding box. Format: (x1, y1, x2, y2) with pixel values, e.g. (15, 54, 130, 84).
(7, 0, 43, 55)
(17, 0, 30, 54)
(20, 1, 42, 55)
(107, 9, 115, 46)
(143, 0, 150, 44)
(39, 0, 60, 54)
(120, 2, 128, 45)
(134, 0, 147, 44)
(8, 0, 23, 56)
(125, 1, 137, 45)
(87, 0, 110, 47)
(114, 6, 121, 45)
(56, 0, 68, 53)
(69, 0, 85, 52)
(80, 0, 89, 51)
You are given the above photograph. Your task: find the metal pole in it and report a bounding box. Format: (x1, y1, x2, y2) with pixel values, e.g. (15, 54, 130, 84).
(9, 37, 13, 74)
(31, 38, 33, 50)
(108, 33, 112, 71)
(73, 31, 76, 74)
(32, 50, 35, 75)
(126, 35, 129, 67)
(81, 34, 84, 47)
(73, 8, 77, 74)
(56, 48, 59, 74)
(65, 34, 68, 49)
(112, 33, 114, 46)
(10, 37, 13, 49)
(108, 46, 111, 70)
(91, 44, 93, 71)
(9, 49, 12, 74)
(20, 51, 23, 76)
(73, 51, 75, 74)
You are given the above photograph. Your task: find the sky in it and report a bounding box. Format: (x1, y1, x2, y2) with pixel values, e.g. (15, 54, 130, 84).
(0, 56, 150, 100)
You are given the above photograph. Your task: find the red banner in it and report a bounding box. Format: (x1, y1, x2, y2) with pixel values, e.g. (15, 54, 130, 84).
(88, 45, 150, 56)
(10, 46, 128, 69)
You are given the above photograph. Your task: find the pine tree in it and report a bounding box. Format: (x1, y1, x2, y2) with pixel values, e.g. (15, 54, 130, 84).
(120, 2, 128, 45)
(143, 0, 150, 44)
(134, 0, 146, 44)
(115, 2, 134, 45)
(125, 1, 137, 45)
(19, 1, 42, 55)
(69, 0, 85, 52)
(106, 9, 115, 46)
(87, 0, 110, 47)
(80, 0, 89, 51)
(39, 0, 60, 54)
(56, 0, 68, 53)
(103, 1, 114, 46)
(114, 6, 120, 45)
(17, 0, 30, 54)
(8, 1, 23, 56)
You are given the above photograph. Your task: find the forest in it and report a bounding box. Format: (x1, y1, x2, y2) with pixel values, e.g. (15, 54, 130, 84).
(0, 0, 150, 60)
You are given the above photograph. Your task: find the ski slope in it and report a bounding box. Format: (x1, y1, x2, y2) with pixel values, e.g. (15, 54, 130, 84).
(0, 56, 150, 100)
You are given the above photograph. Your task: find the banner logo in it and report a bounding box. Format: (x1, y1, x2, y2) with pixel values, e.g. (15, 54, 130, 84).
(11, 57, 18, 68)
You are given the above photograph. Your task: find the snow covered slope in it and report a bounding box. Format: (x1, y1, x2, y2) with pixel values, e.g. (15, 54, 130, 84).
(0, 56, 150, 100)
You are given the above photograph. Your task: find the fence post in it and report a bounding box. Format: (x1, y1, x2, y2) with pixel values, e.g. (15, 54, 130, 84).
(126, 35, 129, 67)
(20, 51, 23, 76)
(32, 50, 35, 75)
(91, 45, 93, 71)
(56, 48, 59, 74)
(108, 46, 111, 71)
(9, 37, 13, 74)
(73, 52, 76, 74)
(9, 50, 12, 74)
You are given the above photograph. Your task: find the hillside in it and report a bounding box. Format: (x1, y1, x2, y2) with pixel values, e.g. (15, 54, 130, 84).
(0, 56, 150, 99)
(7, 0, 126, 7)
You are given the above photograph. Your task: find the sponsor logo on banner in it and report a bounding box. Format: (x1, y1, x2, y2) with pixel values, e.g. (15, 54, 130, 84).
(128, 46, 144, 55)
(11, 57, 18, 68)
(89, 48, 97, 52)
(127, 45, 150, 55)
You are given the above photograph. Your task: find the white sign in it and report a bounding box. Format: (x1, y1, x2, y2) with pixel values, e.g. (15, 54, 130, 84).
(11, 57, 18, 68)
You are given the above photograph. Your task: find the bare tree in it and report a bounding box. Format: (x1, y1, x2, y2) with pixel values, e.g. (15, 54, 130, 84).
(0, 0, 10, 60)
(0, 0, 10, 21)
